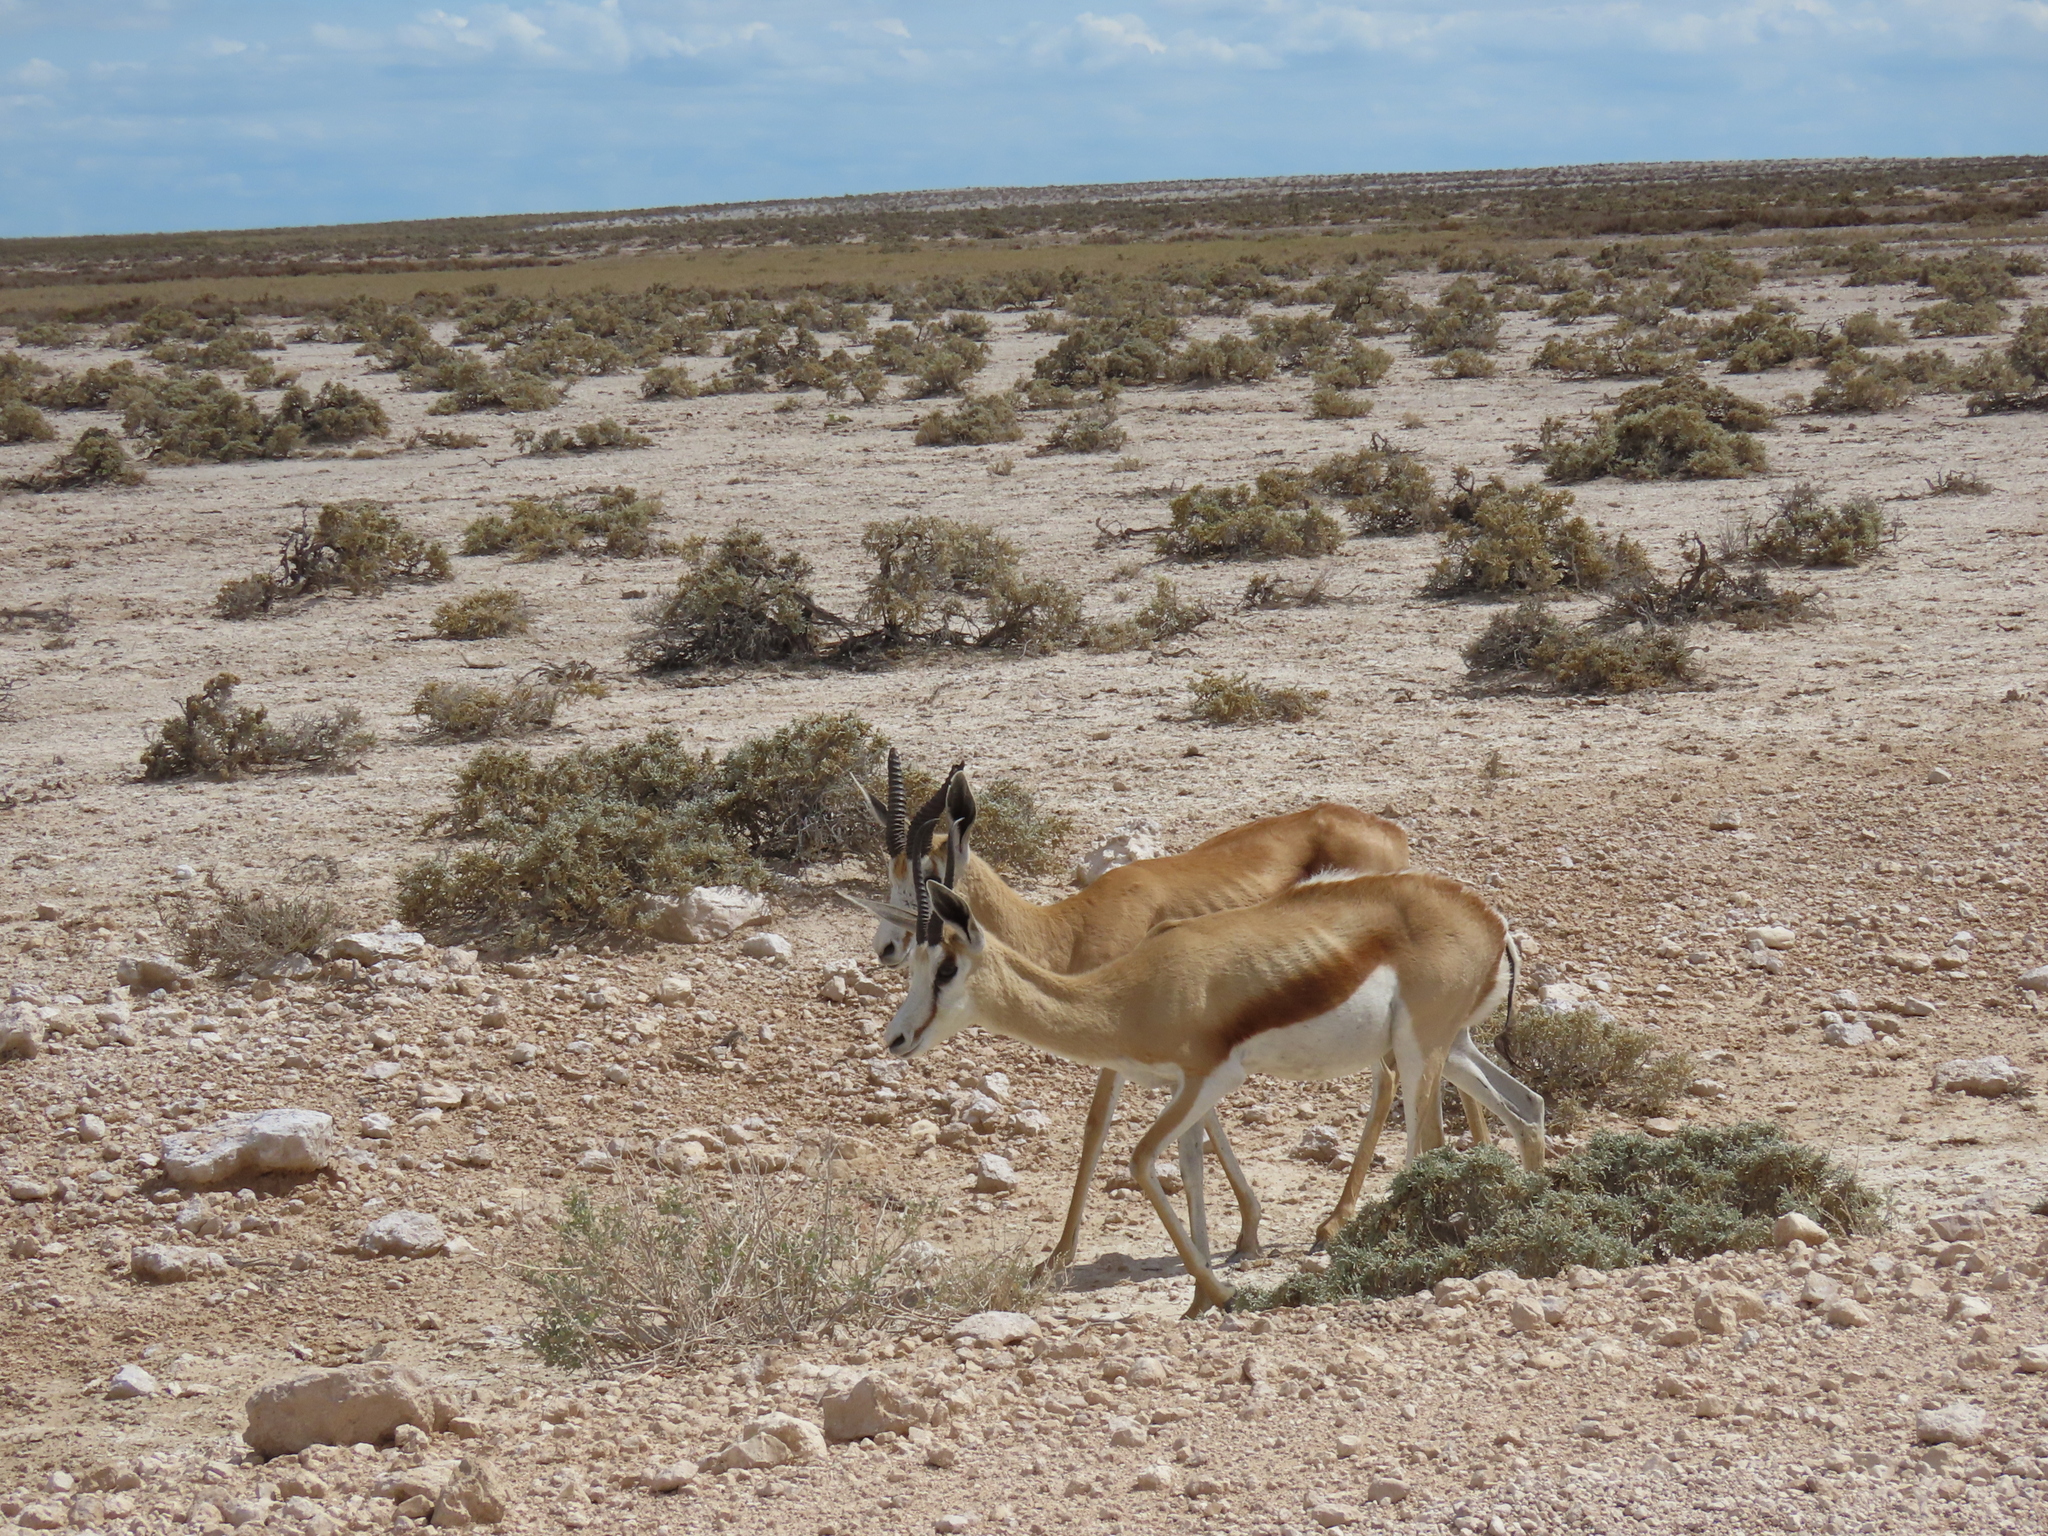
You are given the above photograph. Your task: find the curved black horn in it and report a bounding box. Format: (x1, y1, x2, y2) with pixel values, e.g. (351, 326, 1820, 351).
(912, 846, 934, 945)
(904, 761, 965, 878)
(886, 749, 907, 858)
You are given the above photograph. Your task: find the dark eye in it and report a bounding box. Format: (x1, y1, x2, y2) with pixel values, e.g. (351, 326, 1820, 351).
(935, 958, 958, 986)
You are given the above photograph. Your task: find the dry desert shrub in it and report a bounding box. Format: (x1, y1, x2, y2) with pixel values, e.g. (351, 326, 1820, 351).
(1837, 310, 1907, 347)
(515, 418, 650, 456)
(1597, 538, 1823, 632)
(1189, 671, 1328, 725)
(913, 392, 1023, 446)
(1309, 385, 1372, 418)
(640, 364, 697, 400)
(1032, 315, 1181, 389)
(1924, 470, 1993, 496)
(861, 515, 1082, 655)
(1087, 576, 1215, 652)
(408, 664, 604, 741)
(175, 887, 342, 978)
(1804, 356, 1916, 413)
(431, 588, 532, 640)
(1430, 348, 1497, 379)
(114, 370, 302, 463)
(1961, 306, 2048, 413)
(1167, 334, 1276, 385)
(632, 526, 835, 672)
(213, 501, 451, 618)
(1427, 479, 1650, 596)
(140, 673, 375, 781)
(1742, 481, 1892, 566)
(1910, 299, 2005, 337)
(527, 1176, 1044, 1368)
(1670, 248, 1762, 311)
(0, 398, 55, 443)
(1530, 332, 1683, 379)
(1461, 603, 1697, 695)
(1039, 401, 1128, 454)
(273, 381, 389, 444)
(462, 485, 670, 561)
(1312, 342, 1393, 391)
(422, 356, 562, 415)
(1411, 277, 1502, 356)
(8, 427, 145, 491)
(1311, 442, 1442, 536)
(1156, 483, 1343, 562)
(1538, 376, 1771, 483)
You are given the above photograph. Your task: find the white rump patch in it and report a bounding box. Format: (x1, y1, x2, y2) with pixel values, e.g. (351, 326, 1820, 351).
(1295, 868, 1368, 887)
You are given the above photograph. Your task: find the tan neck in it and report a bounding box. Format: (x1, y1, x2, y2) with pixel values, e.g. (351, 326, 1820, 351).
(957, 851, 1086, 970)
(966, 941, 1143, 1070)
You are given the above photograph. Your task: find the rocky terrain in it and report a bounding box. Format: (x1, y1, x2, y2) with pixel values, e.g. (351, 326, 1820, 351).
(2, 227, 2046, 1536)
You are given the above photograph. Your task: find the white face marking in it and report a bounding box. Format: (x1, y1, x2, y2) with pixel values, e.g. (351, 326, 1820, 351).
(1237, 964, 1400, 1082)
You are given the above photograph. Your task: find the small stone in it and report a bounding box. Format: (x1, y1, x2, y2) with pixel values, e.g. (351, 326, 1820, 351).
(1925, 766, 1954, 785)
(821, 1373, 926, 1443)
(359, 1114, 395, 1141)
(1508, 1297, 1548, 1334)
(738, 1411, 827, 1465)
(2014, 1344, 2048, 1373)
(328, 925, 426, 964)
(1365, 1476, 1409, 1503)
(243, 1363, 443, 1457)
(130, 1244, 229, 1283)
(1822, 1018, 1875, 1047)
(0, 1004, 44, 1060)
(1334, 1435, 1364, 1459)
(116, 954, 191, 994)
(1947, 1294, 1994, 1324)
(508, 1043, 539, 1065)
(949, 1311, 1038, 1347)
(1641, 1117, 1681, 1138)
(1916, 1402, 1987, 1447)
(1744, 925, 1796, 950)
(1708, 811, 1742, 831)
(2016, 967, 2048, 995)
(1654, 1324, 1702, 1348)
(160, 1108, 334, 1187)
(358, 1211, 448, 1259)
(1107, 1415, 1146, 1448)
(1310, 1505, 1360, 1528)
(1773, 1213, 1829, 1247)
(1826, 1298, 1874, 1328)
(107, 1364, 159, 1400)
(656, 975, 693, 1004)
(1932, 1056, 2020, 1097)
(935, 1515, 977, 1535)
(1126, 1355, 1171, 1388)
(1134, 1465, 1175, 1491)
(1072, 818, 1166, 887)
(1692, 1394, 1731, 1419)
(971, 1152, 1018, 1195)
(432, 1457, 505, 1526)
(1292, 1124, 1345, 1163)
(683, 885, 769, 939)
(739, 933, 793, 963)
(643, 1461, 698, 1493)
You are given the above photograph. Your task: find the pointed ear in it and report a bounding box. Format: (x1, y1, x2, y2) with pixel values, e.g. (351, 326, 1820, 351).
(853, 777, 891, 837)
(946, 769, 978, 852)
(836, 890, 916, 927)
(926, 880, 980, 948)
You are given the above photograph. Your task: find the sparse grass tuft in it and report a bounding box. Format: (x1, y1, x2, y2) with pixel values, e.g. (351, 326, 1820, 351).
(1157, 483, 1343, 562)
(462, 486, 670, 561)
(1430, 348, 1497, 379)
(526, 1176, 1045, 1368)
(1253, 1124, 1877, 1307)
(140, 673, 375, 781)
(1189, 671, 1328, 725)
(408, 663, 603, 741)
(1039, 401, 1128, 454)
(1743, 481, 1892, 567)
(431, 588, 532, 640)
(1925, 470, 1992, 496)
(1463, 605, 1698, 694)
(1427, 479, 1650, 596)
(515, 418, 651, 455)
(1309, 385, 1372, 418)
(175, 887, 342, 978)
(1089, 576, 1216, 651)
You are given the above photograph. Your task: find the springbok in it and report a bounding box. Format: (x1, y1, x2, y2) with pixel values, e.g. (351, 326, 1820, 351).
(851, 753, 1414, 1267)
(887, 808, 1539, 1316)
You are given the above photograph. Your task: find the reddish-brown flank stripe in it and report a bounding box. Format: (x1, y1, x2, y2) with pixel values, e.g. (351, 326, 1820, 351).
(1216, 933, 1393, 1056)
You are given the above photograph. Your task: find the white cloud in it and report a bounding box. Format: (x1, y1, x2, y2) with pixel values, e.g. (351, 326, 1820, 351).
(205, 38, 246, 57)
(875, 17, 910, 38)
(11, 56, 67, 86)
(1075, 12, 1168, 57)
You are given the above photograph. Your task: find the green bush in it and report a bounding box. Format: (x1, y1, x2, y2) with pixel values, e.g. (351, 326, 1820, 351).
(32, 360, 141, 411)
(1310, 444, 1441, 535)
(422, 357, 562, 414)
(1837, 311, 1906, 348)
(1430, 348, 1497, 379)
(431, 588, 532, 640)
(1910, 299, 2005, 337)
(215, 501, 450, 615)
(409, 667, 601, 740)
(0, 399, 55, 443)
(1427, 479, 1649, 595)
(1671, 248, 1762, 311)
(1484, 1003, 1697, 1126)
(1256, 1125, 1877, 1307)
(140, 673, 375, 781)
(9, 427, 145, 491)
(641, 364, 698, 400)
(1694, 305, 1826, 372)
(1309, 386, 1372, 419)
(274, 381, 390, 444)
(632, 526, 835, 671)
(1032, 316, 1180, 389)
(1744, 482, 1890, 566)
(1539, 376, 1771, 482)
(1806, 356, 1913, 413)
(1039, 402, 1127, 453)
(1411, 277, 1502, 355)
(1167, 335, 1276, 385)
(515, 418, 650, 455)
(914, 392, 1022, 446)
(1461, 600, 1564, 673)
(1530, 334, 1682, 379)
(1962, 306, 2048, 412)
(860, 515, 1082, 655)
(1312, 343, 1392, 390)
(462, 485, 669, 561)
(1157, 483, 1343, 562)
(1189, 671, 1328, 725)
(116, 371, 300, 463)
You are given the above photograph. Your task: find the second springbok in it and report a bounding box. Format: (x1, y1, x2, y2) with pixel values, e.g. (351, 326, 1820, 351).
(851, 754, 1414, 1267)
(888, 803, 1543, 1316)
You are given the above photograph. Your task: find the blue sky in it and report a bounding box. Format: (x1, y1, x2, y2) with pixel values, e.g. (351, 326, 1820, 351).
(2, 3, 2045, 239)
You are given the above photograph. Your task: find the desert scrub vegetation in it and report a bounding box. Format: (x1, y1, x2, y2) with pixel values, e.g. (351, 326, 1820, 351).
(1670, 247, 1762, 311)
(1430, 348, 1497, 379)
(633, 527, 834, 671)
(1961, 306, 2048, 413)
(114, 370, 304, 463)
(1167, 334, 1276, 385)
(888, 764, 1073, 878)
(514, 418, 651, 455)
(1032, 314, 1182, 389)
(8, 427, 145, 491)
(1691, 305, 1830, 373)
(1309, 385, 1372, 418)
(1410, 277, 1502, 356)
(1598, 537, 1823, 632)
(1087, 577, 1215, 652)
(526, 1176, 1043, 1367)
(1255, 1123, 1875, 1307)
(913, 392, 1022, 447)
(430, 588, 532, 640)
(1741, 481, 1892, 567)
(1837, 310, 1907, 348)
(174, 886, 342, 979)
(1310, 342, 1392, 391)
(639, 364, 697, 400)
(409, 663, 605, 741)
(1188, 671, 1328, 726)
(858, 515, 1083, 656)
(1536, 376, 1771, 482)
(1461, 602, 1697, 695)
(271, 381, 389, 445)
(1487, 1002, 1697, 1128)
(1038, 400, 1127, 454)
(421, 356, 563, 415)
(140, 673, 375, 781)
(0, 397, 55, 443)
(397, 712, 888, 946)
(1909, 299, 2005, 338)
(213, 502, 451, 618)
(1156, 481, 1343, 562)
(1426, 478, 1649, 596)
(1312, 441, 1443, 536)
(1803, 354, 1930, 414)
(1530, 331, 1682, 379)
(462, 485, 670, 562)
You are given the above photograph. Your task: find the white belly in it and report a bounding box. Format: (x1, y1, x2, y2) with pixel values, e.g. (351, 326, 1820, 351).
(1236, 965, 1399, 1082)
(1107, 1059, 1185, 1092)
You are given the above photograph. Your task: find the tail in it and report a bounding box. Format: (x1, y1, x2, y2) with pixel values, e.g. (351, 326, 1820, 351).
(1496, 930, 1522, 1071)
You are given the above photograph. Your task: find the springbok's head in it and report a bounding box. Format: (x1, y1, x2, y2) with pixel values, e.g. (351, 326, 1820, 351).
(846, 753, 971, 968)
(886, 799, 986, 1059)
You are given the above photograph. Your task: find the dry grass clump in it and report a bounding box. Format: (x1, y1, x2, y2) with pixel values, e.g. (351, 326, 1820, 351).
(1156, 482, 1344, 562)
(1837, 311, 1906, 347)
(1538, 376, 1771, 483)
(1910, 299, 2005, 338)
(1311, 442, 1442, 536)
(175, 887, 342, 978)
(1259, 1124, 1875, 1307)
(1961, 306, 2048, 413)
(1427, 479, 1650, 596)
(1599, 538, 1823, 631)
(633, 526, 836, 672)
(463, 486, 670, 561)
(140, 673, 375, 781)
(1430, 348, 1497, 380)
(1462, 603, 1697, 694)
(398, 713, 885, 946)
(515, 418, 651, 456)
(1242, 571, 1340, 609)
(1088, 576, 1216, 651)
(214, 501, 451, 617)
(527, 1177, 1044, 1368)
(1742, 481, 1892, 566)
(273, 381, 389, 445)
(1039, 401, 1128, 454)
(1189, 671, 1328, 725)
(640, 364, 698, 400)
(1924, 470, 1993, 496)
(409, 664, 604, 741)
(914, 392, 1023, 446)
(431, 588, 532, 640)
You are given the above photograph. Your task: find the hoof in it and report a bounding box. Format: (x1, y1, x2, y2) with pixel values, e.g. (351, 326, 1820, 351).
(1034, 1252, 1075, 1279)
(1224, 1244, 1263, 1267)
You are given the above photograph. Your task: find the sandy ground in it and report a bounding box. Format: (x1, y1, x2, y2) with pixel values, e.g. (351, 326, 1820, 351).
(1, 244, 2046, 1536)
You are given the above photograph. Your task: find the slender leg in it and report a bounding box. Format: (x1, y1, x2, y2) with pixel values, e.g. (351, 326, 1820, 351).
(1392, 1006, 1447, 1166)
(1129, 1065, 1247, 1318)
(1312, 1058, 1397, 1252)
(1445, 1043, 1546, 1172)
(1044, 1069, 1120, 1272)
(1457, 1089, 1493, 1151)
(1178, 1125, 1210, 1263)
(1204, 1115, 1263, 1262)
